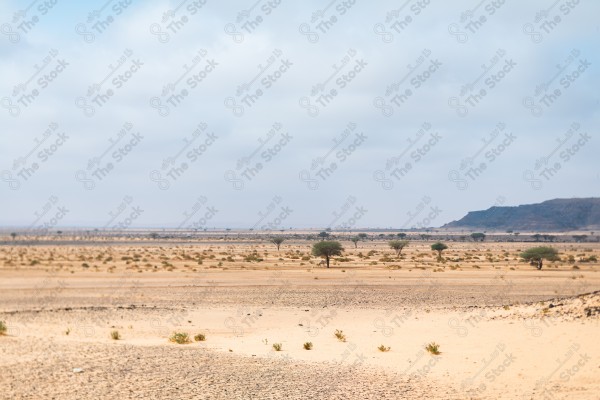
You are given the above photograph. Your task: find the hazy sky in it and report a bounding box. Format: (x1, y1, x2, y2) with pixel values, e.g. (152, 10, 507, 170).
(1, 0, 598, 230)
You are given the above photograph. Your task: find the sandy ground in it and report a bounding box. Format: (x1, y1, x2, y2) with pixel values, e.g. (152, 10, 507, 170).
(1, 240, 599, 399)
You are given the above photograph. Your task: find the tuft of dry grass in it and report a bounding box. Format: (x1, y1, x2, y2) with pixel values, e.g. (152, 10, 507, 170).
(425, 342, 441, 355)
(111, 330, 121, 340)
(378, 345, 391, 352)
(272, 343, 282, 351)
(334, 329, 346, 342)
(0, 320, 6, 336)
(303, 342, 313, 350)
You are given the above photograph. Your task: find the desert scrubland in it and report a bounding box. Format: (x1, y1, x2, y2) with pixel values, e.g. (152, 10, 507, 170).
(0, 235, 599, 399)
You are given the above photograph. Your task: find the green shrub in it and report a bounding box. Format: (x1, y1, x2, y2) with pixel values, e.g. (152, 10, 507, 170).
(194, 333, 206, 342)
(169, 332, 191, 344)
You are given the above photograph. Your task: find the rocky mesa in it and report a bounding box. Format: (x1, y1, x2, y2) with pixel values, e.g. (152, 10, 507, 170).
(443, 198, 600, 231)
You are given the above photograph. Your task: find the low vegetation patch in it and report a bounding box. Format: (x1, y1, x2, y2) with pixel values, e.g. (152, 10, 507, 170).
(272, 343, 282, 351)
(169, 332, 191, 344)
(110, 330, 121, 340)
(243, 252, 264, 262)
(0, 321, 6, 335)
(194, 333, 206, 342)
(334, 329, 346, 342)
(426, 342, 441, 355)
(303, 342, 313, 350)
(378, 345, 391, 352)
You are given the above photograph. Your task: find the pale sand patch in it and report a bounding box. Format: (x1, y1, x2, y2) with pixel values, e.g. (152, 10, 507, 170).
(2, 292, 599, 399)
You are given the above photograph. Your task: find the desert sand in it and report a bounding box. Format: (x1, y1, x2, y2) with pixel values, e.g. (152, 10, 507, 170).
(1, 237, 599, 399)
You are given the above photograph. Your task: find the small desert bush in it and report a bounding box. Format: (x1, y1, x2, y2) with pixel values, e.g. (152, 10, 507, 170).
(194, 333, 206, 342)
(334, 329, 346, 342)
(0, 321, 7, 335)
(169, 332, 191, 344)
(303, 342, 313, 350)
(272, 343, 282, 351)
(111, 330, 121, 340)
(378, 345, 391, 352)
(426, 342, 441, 355)
(244, 252, 263, 262)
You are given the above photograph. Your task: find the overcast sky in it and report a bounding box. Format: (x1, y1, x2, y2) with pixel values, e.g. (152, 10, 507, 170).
(0, 0, 598, 230)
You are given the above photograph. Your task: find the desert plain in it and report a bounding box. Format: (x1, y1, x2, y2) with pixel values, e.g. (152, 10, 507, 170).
(0, 233, 599, 399)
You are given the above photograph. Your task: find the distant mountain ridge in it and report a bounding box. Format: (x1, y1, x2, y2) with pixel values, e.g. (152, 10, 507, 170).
(443, 198, 600, 231)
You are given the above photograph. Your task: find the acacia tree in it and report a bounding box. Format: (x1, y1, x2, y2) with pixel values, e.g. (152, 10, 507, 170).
(388, 240, 409, 257)
(471, 232, 486, 242)
(350, 237, 360, 249)
(318, 231, 330, 241)
(572, 235, 587, 243)
(271, 237, 285, 252)
(358, 233, 368, 241)
(312, 241, 344, 268)
(10, 232, 16, 241)
(520, 246, 559, 270)
(431, 242, 448, 261)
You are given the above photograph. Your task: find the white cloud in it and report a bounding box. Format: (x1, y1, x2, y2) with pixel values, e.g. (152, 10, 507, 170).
(0, 0, 598, 229)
